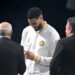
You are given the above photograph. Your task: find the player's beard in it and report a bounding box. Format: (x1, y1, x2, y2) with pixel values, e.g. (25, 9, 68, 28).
(34, 23, 42, 31)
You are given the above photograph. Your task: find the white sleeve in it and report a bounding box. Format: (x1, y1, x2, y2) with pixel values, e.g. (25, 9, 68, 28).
(39, 56, 52, 67)
(21, 28, 28, 47)
(35, 32, 60, 67)
(50, 32, 60, 57)
(34, 55, 52, 67)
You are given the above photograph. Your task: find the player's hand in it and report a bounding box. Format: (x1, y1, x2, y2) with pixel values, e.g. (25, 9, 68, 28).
(25, 51, 35, 60)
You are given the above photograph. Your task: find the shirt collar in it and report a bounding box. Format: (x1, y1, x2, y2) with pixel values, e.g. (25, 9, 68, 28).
(67, 33, 74, 37)
(0, 36, 11, 39)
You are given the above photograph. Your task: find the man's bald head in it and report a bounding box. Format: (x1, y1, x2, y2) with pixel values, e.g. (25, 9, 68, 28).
(0, 22, 12, 37)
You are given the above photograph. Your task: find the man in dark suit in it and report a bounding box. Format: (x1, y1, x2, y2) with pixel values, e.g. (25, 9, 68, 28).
(0, 22, 26, 75)
(50, 17, 75, 75)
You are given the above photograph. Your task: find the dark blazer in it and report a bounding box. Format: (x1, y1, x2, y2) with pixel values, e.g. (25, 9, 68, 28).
(0, 37, 26, 75)
(50, 35, 75, 75)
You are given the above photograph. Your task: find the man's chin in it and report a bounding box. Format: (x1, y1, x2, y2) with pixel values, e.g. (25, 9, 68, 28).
(33, 27, 39, 31)
(34, 27, 41, 31)
(32, 27, 37, 31)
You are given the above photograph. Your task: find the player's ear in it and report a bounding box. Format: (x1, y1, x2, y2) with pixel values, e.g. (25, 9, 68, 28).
(40, 15, 43, 21)
(28, 19, 30, 24)
(40, 15, 43, 19)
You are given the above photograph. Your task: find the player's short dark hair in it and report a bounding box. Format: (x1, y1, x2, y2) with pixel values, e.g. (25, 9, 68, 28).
(27, 7, 43, 19)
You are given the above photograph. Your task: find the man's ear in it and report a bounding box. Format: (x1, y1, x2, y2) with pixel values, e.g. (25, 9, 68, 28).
(8, 30, 13, 38)
(40, 15, 43, 19)
(28, 19, 30, 24)
(40, 15, 43, 22)
(70, 27, 72, 33)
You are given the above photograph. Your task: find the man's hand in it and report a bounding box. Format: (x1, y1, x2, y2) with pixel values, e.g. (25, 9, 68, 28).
(24, 51, 35, 60)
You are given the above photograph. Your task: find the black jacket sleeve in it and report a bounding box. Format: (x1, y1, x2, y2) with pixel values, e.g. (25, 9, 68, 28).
(50, 40, 64, 75)
(18, 46, 26, 75)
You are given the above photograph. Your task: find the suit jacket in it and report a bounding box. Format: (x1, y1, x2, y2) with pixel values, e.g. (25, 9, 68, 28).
(50, 35, 75, 75)
(0, 37, 26, 75)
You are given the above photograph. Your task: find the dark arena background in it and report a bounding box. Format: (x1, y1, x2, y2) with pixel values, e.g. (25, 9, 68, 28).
(0, 0, 75, 43)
